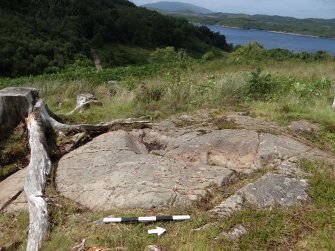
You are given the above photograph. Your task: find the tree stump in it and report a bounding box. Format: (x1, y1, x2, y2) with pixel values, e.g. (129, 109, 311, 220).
(67, 93, 102, 115)
(0, 87, 38, 139)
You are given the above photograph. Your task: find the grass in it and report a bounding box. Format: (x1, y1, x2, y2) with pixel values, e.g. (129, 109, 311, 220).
(0, 124, 29, 180)
(1, 53, 335, 250)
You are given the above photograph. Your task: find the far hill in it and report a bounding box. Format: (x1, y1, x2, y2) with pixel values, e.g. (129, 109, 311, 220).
(0, 0, 230, 77)
(142, 1, 212, 14)
(165, 12, 335, 38)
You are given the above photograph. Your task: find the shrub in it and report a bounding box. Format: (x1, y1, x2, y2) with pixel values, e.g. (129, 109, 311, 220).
(202, 51, 216, 61)
(149, 46, 188, 63)
(136, 84, 166, 103)
(231, 42, 266, 61)
(247, 67, 274, 100)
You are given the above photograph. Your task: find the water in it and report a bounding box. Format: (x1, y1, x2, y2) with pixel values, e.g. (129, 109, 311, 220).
(205, 24, 335, 55)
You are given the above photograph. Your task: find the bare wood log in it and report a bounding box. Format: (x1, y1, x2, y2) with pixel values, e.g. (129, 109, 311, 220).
(24, 112, 51, 251)
(66, 100, 102, 116)
(67, 93, 102, 116)
(36, 99, 151, 134)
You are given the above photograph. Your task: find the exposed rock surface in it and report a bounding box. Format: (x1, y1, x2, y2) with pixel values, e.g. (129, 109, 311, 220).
(288, 120, 319, 134)
(240, 173, 309, 207)
(1, 111, 334, 212)
(0, 168, 26, 211)
(211, 173, 309, 216)
(210, 194, 243, 217)
(0, 87, 38, 139)
(164, 129, 259, 172)
(215, 224, 247, 240)
(56, 131, 236, 210)
(56, 121, 330, 210)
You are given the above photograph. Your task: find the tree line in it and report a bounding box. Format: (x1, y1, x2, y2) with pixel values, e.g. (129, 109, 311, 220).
(0, 0, 232, 77)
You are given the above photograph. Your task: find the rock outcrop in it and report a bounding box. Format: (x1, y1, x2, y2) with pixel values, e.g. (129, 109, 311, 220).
(1, 112, 334, 212)
(56, 130, 236, 210)
(55, 114, 333, 211)
(210, 173, 309, 216)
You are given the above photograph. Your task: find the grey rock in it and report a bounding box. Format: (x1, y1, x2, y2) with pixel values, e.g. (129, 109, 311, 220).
(138, 128, 334, 173)
(215, 224, 247, 240)
(253, 133, 310, 169)
(223, 115, 281, 133)
(288, 120, 319, 134)
(211, 173, 309, 216)
(191, 222, 217, 232)
(277, 161, 307, 177)
(239, 173, 309, 208)
(4, 192, 27, 212)
(56, 121, 333, 211)
(0, 168, 27, 211)
(0, 87, 38, 139)
(165, 129, 259, 172)
(209, 194, 243, 217)
(56, 130, 235, 210)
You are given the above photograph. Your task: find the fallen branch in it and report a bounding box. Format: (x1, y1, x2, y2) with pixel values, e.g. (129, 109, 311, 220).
(36, 99, 151, 134)
(66, 100, 102, 116)
(24, 112, 51, 251)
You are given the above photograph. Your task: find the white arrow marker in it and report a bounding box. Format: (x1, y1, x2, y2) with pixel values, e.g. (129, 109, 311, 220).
(148, 226, 166, 236)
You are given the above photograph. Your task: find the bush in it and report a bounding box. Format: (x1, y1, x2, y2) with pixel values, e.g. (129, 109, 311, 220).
(202, 51, 216, 61)
(232, 42, 266, 61)
(149, 46, 188, 63)
(136, 84, 166, 103)
(247, 67, 274, 100)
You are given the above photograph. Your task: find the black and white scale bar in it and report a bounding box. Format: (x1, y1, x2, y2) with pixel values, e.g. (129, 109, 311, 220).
(103, 215, 191, 224)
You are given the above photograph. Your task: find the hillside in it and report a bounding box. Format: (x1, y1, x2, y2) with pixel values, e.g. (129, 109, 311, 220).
(0, 0, 230, 77)
(165, 12, 335, 38)
(142, 1, 213, 14)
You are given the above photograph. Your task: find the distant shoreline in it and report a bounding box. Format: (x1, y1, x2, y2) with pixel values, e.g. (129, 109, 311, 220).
(210, 24, 335, 40)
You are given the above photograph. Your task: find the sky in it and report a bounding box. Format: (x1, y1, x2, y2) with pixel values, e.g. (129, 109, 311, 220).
(130, 0, 335, 19)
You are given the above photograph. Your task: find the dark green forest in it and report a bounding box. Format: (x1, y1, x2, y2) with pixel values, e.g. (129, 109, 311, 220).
(0, 0, 231, 77)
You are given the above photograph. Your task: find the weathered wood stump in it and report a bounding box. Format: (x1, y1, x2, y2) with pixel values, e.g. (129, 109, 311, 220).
(0, 87, 38, 139)
(67, 93, 102, 115)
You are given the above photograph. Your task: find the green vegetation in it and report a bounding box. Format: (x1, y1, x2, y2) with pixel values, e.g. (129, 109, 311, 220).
(166, 12, 335, 38)
(0, 0, 232, 77)
(0, 124, 29, 180)
(1, 42, 335, 249)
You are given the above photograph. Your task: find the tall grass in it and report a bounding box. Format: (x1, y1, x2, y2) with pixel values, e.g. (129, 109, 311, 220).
(0, 54, 334, 127)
